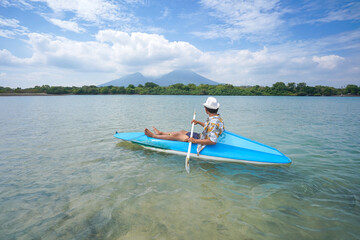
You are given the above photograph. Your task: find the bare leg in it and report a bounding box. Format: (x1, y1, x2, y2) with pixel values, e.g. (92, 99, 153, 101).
(145, 128, 189, 142)
(152, 126, 163, 135)
(144, 128, 156, 138)
(152, 126, 188, 137)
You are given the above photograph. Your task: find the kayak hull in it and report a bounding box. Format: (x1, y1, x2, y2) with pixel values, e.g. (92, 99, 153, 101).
(114, 131, 292, 165)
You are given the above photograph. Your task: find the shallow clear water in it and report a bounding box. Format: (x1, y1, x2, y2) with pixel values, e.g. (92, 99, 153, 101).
(0, 95, 359, 240)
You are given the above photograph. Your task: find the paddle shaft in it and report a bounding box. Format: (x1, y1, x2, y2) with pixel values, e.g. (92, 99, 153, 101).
(185, 111, 196, 173)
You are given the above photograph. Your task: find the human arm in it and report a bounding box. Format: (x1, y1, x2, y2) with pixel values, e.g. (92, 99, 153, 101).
(191, 120, 205, 127)
(190, 117, 224, 145)
(188, 138, 216, 145)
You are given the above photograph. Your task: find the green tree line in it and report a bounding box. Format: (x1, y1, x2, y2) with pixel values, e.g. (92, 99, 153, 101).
(1, 82, 359, 96)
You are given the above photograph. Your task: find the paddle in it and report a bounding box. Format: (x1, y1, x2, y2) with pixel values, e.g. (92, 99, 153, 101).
(185, 110, 196, 173)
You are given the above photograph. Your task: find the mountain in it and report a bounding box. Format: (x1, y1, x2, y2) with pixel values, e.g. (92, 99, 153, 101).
(98, 72, 150, 87)
(98, 70, 218, 87)
(155, 70, 218, 86)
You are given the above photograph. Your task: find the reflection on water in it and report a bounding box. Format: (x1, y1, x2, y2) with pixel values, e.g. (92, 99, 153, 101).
(0, 95, 359, 239)
(116, 141, 145, 151)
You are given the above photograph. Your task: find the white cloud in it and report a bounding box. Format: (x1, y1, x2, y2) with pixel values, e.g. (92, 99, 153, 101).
(0, 49, 35, 65)
(0, 0, 33, 8)
(25, 33, 112, 71)
(159, 7, 169, 19)
(30, 0, 135, 24)
(316, 29, 360, 53)
(0, 0, 142, 36)
(312, 2, 360, 23)
(198, 0, 285, 41)
(95, 30, 202, 65)
(312, 55, 345, 69)
(0, 29, 359, 87)
(0, 29, 17, 38)
(0, 30, 202, 76)
(49, 18, 85, 33)
(0, 17, 28, 38)
(0, 17, 21, 28)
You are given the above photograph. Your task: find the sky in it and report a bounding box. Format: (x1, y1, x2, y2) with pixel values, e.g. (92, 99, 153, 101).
(0, 0, 359, 88)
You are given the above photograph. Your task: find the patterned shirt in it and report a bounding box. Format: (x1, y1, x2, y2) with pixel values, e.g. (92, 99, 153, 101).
(197, 115, 225, 154)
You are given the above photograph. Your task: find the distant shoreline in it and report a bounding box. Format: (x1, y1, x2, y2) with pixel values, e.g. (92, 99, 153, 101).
(1, 93, 359, 97)
(0, 82, 360, 96)
(0, 93, 54, 96)
(1, 82, 359, 96)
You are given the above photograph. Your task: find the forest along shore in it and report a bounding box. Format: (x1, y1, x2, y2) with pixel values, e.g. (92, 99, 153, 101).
(1, 82, 359, 96)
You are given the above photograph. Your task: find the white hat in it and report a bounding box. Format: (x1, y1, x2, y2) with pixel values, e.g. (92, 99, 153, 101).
(203, 97, 220, 109)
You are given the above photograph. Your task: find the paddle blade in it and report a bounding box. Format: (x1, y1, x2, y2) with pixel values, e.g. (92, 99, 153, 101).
(185, 157, 190, 173)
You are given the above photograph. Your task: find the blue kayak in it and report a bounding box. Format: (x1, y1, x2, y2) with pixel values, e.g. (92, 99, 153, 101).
(114, 131, 291, 165)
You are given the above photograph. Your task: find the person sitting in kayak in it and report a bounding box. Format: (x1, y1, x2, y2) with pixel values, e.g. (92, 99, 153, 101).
(144, 97, 224, 153)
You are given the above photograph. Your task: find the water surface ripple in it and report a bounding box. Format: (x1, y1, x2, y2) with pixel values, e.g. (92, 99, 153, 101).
(0, 95, 359, 239)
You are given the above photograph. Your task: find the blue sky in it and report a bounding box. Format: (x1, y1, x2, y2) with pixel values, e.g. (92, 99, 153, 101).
(0, 0, 359, 88)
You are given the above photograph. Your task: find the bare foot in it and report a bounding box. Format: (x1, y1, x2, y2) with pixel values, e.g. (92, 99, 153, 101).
(152, 126, 162, 135)
(144, 128, 155, 138)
